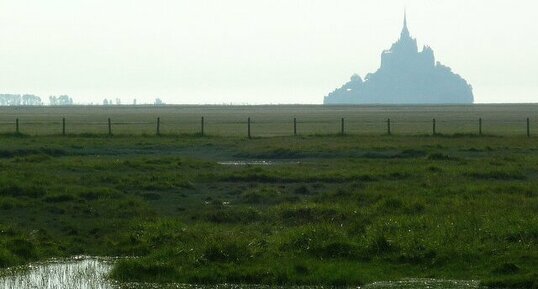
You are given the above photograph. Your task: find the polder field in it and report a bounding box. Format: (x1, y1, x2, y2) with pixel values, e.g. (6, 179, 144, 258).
(0, 104, 537, 136)
(0, 104, 537, 288)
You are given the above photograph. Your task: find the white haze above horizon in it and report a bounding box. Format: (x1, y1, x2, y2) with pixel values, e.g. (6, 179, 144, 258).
(0, 0, 537, 105)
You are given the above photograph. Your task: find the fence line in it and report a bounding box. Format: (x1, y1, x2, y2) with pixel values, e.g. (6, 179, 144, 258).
(2, 117, 534, 137)
(294, 118, 297, 136)
(201, 117, 205, 137)
(247, 117, 251, 139)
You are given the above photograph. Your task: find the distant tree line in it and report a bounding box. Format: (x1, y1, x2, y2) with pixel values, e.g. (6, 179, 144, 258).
(0, 94, 77, 106)
(103, 98, 165, 106)
(0, 94, 43, 106)
(103, 98, 123, 105)
(0, 94, 166, 106)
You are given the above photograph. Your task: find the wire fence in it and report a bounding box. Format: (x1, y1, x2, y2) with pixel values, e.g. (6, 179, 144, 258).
(0, 117, 534, 137)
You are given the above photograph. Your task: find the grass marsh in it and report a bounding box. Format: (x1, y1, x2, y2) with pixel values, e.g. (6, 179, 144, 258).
(0, 105, 536, 288)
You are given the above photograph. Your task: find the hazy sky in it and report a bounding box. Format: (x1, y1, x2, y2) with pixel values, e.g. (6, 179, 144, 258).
(0, 0, 537, 104)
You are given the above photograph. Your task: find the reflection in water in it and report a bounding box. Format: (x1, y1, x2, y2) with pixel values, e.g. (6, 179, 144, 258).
(363, 279, 481, 289)
(218, 160, 274, 166)
(218, 160, 301, 166)
(0, 257, 482, 289)
(0, 257, 115, 289)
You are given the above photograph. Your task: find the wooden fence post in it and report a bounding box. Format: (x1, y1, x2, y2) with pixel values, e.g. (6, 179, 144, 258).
(248, 117, 251, 139)
(62, 118, 66, 136)
(108, 118, 112, 136)
(387, 118, 391, 135)
(156, 117, 160, 136)
(432, 118, 436, 135)
(201, 117, 205, 136)
(479, 118, 482, 136)
(341, 118, 345, 136)
(294, 118, 297, 136)
(527, 118, 530, 137)
(15, 118, 19, 134)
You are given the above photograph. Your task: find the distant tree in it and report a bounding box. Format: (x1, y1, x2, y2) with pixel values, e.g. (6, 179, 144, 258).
(22, 94, 42, 105)
(0, 94, 25, 106)
(133, 99, 137, 105)
(0, 94, 42, 106)
(154, 98, 164, 106)
(115, 98, 121, 105)
(103, 99, 109, 105)
(57, 95, 73, 105)
(49, 95, 73, 105)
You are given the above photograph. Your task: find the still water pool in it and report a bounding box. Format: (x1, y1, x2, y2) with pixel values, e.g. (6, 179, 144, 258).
(0, 257, 483, 289)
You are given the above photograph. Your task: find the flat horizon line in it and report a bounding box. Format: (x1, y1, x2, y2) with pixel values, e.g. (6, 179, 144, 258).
(2, 102, 538, 107)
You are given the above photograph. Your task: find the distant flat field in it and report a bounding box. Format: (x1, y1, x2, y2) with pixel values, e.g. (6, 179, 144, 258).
(0, 104, 536, 136)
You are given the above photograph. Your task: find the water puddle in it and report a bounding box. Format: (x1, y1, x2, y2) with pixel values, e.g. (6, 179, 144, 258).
(218, 160, 300, 166)
(363, 279, 482, 289)
(0, 256, 116, 289)
(0, 257, 484, 289)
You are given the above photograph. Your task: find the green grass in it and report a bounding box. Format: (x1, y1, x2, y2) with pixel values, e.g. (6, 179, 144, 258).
(0, 111, 536, 288)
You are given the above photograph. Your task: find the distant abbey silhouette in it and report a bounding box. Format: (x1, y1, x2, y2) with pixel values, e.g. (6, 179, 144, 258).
(324, 13, 474, 104)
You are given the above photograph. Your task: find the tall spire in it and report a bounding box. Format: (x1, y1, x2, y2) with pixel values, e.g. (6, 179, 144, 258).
(400, 10, 410, 39)
(404, 10, 407, 30)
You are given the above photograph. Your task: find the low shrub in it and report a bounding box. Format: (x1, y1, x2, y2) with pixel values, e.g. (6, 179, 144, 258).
(7, 239, 37, 260)
(465, 170, 526, 180)
(43, 193, 76, 203)
(111, 259, 177, 282)
(202, 241, 251, 263)
(0, 184, 46, 198)
(492, 263, 521, 274)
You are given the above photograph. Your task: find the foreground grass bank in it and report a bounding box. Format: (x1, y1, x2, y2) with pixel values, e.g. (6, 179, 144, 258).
(0, 134, 536, 288)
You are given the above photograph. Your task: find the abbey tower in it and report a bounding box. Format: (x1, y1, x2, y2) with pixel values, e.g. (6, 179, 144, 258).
(324, 13, 474, 104)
